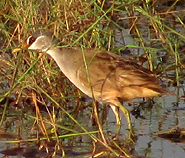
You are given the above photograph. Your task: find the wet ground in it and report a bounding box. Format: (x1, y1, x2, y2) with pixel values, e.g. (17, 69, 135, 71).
(1, 1, 185, 157)
(105, 88, 185, 158)
(0, 87, 185, 158)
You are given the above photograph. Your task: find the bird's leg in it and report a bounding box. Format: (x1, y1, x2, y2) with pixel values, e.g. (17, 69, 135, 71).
(118, 104, 132, 130)
(117, 103, 134, 140)
(110, 103, 134, 141)
(110, 105, 121, 133)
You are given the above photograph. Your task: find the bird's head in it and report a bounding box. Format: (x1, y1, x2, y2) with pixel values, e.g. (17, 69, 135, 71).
(25, 30, 58, 52)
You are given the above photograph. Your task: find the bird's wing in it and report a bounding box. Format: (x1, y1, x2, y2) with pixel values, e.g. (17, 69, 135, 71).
(77, 51, 117, 93)
(77, 50, 169, 99)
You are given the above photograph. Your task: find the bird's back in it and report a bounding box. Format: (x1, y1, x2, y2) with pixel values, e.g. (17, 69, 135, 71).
(76, 50, 171, 103)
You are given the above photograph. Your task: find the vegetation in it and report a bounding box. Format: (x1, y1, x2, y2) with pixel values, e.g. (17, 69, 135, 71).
(0, 0, 184, 157)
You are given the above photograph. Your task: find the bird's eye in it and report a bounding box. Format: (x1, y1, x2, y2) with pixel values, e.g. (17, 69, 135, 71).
(27, 36, 36, 46)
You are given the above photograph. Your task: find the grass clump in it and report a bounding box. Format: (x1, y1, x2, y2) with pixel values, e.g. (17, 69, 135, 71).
(0, 0, 185, 157)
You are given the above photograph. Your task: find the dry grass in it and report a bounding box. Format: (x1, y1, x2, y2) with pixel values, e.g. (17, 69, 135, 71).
(0, 0, 185, 157)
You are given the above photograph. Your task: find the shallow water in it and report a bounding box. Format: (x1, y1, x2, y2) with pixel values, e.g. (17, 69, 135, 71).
(107, 89, 185, 158)
(0, 87, 185, 158)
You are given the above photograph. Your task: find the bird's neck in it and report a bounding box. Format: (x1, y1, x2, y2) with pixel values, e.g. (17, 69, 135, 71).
(46, 47, 78, 63)
(46, 47, 62, 61)
(45, 47, 83, 81)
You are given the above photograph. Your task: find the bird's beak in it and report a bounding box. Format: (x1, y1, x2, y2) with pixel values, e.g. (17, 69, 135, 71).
(12, 42, 29, 54)
(12, 48, 21, 54)
(24, 42, 29, 49)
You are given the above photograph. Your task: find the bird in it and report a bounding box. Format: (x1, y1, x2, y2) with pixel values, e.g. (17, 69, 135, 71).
(24, 29, 172, 133)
